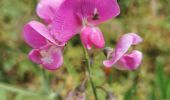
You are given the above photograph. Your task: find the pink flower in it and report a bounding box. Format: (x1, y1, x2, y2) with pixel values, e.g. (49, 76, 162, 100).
(23, 21, 64, 70)
(80, 27, 105, 49)
(50, 0, 120, 48)
(36, 0, 64, 23)
(103, 33, 143, 70)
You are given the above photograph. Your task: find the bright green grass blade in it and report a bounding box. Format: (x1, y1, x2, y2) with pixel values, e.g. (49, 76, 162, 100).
(155, 61, 166, 99)
(124, 80, 137, 100)
(166, 79, 170, 99)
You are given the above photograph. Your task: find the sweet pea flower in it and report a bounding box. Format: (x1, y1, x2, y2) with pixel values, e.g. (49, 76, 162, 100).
(36, 0, 64, 23)
(50, 0, 120, 49)
(103, 33, 143, 70)
(81, 27, 105, 49)
(23, 21, 64, 70)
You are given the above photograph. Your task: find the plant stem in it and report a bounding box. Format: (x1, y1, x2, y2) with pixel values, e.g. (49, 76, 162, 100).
(32, 0, 37, 10)
(42, 68, 50, 94)
(82, 46, 98, 100)
(0, 83, 41, 96)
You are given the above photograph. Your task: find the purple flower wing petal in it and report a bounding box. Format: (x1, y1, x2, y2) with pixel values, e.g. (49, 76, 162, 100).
(103, 34, 133, 67)
(128, 33, 143, 45)
(23, 21, 48, 48)
(23, 21, 57, 48)
(28, 49, 42, 64)
(115, 50, 143, 70)
(36, 0, 64, 23)
(103, 33, 143, 67)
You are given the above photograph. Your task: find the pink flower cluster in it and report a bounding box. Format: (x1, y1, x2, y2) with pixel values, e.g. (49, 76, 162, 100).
(23, 0, 142, 71)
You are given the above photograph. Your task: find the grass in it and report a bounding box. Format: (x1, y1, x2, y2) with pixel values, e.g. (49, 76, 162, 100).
(0, 0, 170, 99)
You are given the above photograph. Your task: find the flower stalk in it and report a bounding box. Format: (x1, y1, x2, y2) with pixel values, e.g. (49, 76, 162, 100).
(82, 44, 98, 100)
(42, 68, 50, 94)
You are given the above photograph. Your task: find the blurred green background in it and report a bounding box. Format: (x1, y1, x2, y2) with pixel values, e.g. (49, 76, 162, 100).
(0, 0, 170, 100)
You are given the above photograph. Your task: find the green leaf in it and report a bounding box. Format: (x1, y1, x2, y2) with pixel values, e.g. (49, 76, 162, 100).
(166, 79, 170, 99)
(124, 80, 137, 100)
(155, 61, 166, 99)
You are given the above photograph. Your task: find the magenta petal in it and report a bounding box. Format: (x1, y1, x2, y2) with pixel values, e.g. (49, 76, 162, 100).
(89, 27, 105, 49)
(103, 34, 134, 67)
(23, 21, 57, 48)
(36, 0, 64, 23)
(51, 0, 120, 43)
(29, 45, 63, 70)
(81, 27, 93, 49)
(41, 46, 63, 70)
(28, 49, 42, 64)
(115, 50, 143, 70)
(103, 33, 142, 67)
(81, 27, 104, 49)
(128, 33, 143, 45)
(84, 0, 120, 25)
(51, 0, 82, 43)
(23, 21, 47, 48)
(70, 0, 120, 25)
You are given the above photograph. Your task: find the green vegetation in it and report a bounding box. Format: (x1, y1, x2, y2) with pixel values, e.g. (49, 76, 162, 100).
(0, 0, 170, 99)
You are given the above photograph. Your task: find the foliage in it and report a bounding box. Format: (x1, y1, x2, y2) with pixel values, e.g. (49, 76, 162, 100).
(0, 0, 170, 99)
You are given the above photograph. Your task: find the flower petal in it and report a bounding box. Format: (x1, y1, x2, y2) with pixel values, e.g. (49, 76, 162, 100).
(128, 33, 143, 45)
(51, 0, 82, 43)
(23, 21, 57, 48)
(80, 0, 120, 25)
(36, 0, 64, 23)
(81, 27, 105, 49)
(89, 27, 105, 49)
(115, 50, 143, 70)
(28, 49, 42, 64)
(103, 33, 142, 67)
(103, 34, 133, 67)
(41, 46, 63, 70)
(81, 27, 93, 49)
(28, 45, 63, 70)
(51, 0, 120, 43)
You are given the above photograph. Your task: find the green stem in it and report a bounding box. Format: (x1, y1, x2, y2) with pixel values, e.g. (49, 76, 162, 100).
(32, 0, 37, 10)
(82, 46, 98, 100)
(0, 83, 40, 96)
(42, 68, 50, 94)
